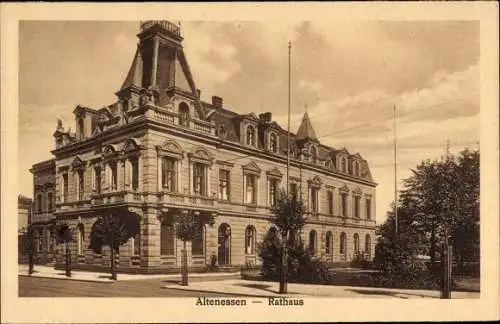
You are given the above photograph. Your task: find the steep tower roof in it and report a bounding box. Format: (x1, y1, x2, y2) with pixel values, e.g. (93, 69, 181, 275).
(295, 112, 317, 141)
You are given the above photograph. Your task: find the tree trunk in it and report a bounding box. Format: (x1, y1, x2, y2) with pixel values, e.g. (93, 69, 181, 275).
(110, 246, 117, 281)
(181, 240, 188, 286)
(279, 231, 288, 294)
(28, 232, 34, 275)
(65, 241, 71, 277)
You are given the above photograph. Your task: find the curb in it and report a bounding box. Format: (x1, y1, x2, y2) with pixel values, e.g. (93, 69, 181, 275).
(19, 273, 115, 283)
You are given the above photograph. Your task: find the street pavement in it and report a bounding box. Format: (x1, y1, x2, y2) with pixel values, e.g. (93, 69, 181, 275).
(18, 264, 239, 283)
(163, 279, 480, 299)
(19, 276, 249, 297)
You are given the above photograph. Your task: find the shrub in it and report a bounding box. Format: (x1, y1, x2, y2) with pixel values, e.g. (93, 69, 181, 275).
(258, 231, 330, 284)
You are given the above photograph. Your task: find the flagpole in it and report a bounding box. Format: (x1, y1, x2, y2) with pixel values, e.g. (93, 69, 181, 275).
(393, 105, 398, 235)
(286, 41, 291, 196)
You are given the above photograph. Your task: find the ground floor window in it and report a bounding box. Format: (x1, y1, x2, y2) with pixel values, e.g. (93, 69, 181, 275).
(326, 231, 333, 255)
(160, 222, 175, 256)
(191, 223, 204, 255)
(309, 230, 317, 256)
(245, 226, 256, 254)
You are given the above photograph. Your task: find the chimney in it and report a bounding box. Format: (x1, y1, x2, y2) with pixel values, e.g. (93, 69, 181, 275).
(196, 89, 201, 98)
(259, 112, 272, 122)
(212, 96, 223, 108)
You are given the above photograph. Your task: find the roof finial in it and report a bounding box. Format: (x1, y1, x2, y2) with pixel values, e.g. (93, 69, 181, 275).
(305, 101, 308, 114)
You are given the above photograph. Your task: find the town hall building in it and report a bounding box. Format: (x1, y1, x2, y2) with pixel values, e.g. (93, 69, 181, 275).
(30, 21, 377, 273)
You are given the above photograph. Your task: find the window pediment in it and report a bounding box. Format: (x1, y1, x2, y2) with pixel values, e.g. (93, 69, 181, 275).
(123, 138, 143, 153)
(266, 167, 283, 179)
(308, 175, 322, 188)
(102, 144, 120, 160)
(339, 184, 350, 193)
(71, 156, 85, 171)
(353, 187, 362, 196)
(188, 146, 213, 165)
(156, 140, 184, 159)
(242, 161, 261, 175)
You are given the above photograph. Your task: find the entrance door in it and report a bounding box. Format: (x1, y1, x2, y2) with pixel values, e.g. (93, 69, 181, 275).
(218, 223, 231, 266)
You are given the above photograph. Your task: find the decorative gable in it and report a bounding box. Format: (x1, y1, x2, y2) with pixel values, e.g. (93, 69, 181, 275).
(123, 138, 142, 153)
(242, 161, 261, 175)
(339, 184, 350, 193)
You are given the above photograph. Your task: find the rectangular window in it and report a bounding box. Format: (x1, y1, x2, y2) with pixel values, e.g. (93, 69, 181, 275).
(191, 223, 204, 255)
(245, 174, 257, 204)
(366, 199, 372, 220)
(162, 157, 176, 192)
(269, 178, 279, 207)
(47, 192, 53, 211)
(354, 196, 360, 218)
(94, 167, 101, 194)
(327, 190, 333, 215)
(341, 193, 348, 217)
(78, 170, 84, 200)
(160, 223, 175, 256)
(110, 162, 118, 190)
(37, 194, 43, 213)
(311, 187, 318, 213)
(290, 183, 298, 197)
(219, 169, 230, 200)
(132, 233, 140, 256)
(62, 173, 68, 202)
(193, 163, 206, 196)
(131, 158, 139, 191)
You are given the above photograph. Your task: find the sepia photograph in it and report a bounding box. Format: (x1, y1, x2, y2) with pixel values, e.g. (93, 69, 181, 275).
(2, 2, 499, 323)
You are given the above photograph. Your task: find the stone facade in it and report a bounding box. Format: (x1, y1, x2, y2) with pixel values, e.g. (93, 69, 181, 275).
(31, 20, 377, 273)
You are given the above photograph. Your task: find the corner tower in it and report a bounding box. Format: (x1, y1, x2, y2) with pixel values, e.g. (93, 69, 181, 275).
(116, 21, 199, 108)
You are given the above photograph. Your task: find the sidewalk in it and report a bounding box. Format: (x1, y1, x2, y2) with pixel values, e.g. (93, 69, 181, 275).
(162, 279, 480, 299)
(19, 265, 239, 283)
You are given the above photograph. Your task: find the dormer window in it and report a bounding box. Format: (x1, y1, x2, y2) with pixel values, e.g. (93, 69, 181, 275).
(310, 146, 317, 164)
(77, 117, 84, 140)
(354, 161, 360, 176)
(179, 102, 189, 127)
(269, 133, 277, 153)
(246, 125, 255, 146)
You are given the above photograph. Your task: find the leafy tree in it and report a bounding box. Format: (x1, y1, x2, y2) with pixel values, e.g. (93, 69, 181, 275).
(375, 148, 480, 287)
(54, 223, 74, 277)
(171, 211, 215, 286)
(265, 189, 308, 292)
(88, 210, 140, 280)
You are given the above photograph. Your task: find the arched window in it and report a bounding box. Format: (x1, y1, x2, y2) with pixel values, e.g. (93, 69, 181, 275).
(245, 226, 256, 254)
(340, 232, 347, 255)
(269, 133, 277, 152)
(309, 230, 317, 256)
(326, 231, 333, 255)
(130, 232, 140, 256)
(191, 222, 204, 255)
(354, 233, 360, 255)
(310, 146, 317, 163)
(365, 234, 371, 256)
(246, 125, 255, 146)
(160, 221, 175, 256)
(179, 102, 190, 127)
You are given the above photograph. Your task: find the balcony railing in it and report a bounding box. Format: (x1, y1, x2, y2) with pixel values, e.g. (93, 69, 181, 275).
(140, 20, 181, 37)
(158, 191, 217, 209)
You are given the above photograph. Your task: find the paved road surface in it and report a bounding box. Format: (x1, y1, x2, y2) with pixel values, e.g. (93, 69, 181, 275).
(19, 276, 252, 297)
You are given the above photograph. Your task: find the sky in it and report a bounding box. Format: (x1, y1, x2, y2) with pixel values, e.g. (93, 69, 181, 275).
(18, 20, 480, 224)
